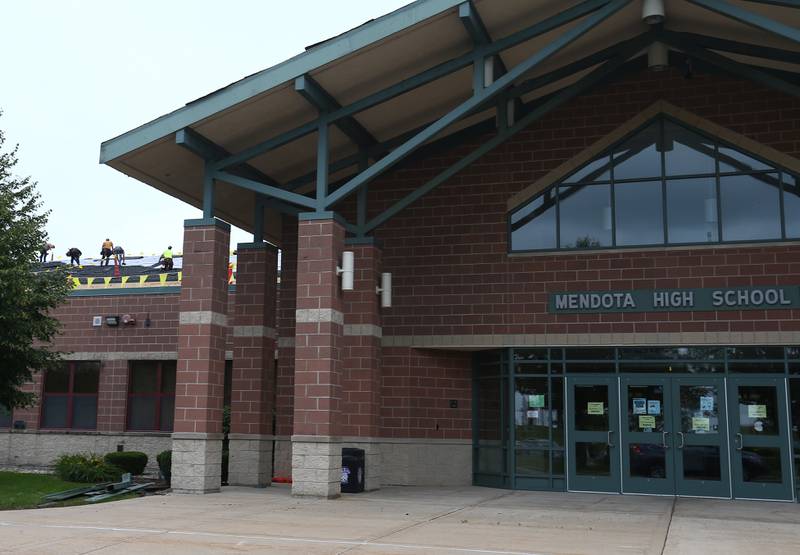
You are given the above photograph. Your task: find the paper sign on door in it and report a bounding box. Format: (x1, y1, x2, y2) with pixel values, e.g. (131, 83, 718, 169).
(647, 400, 661, 415)
(700, 396, 714, 412)
(747, 405, 767, 418)
(692, 417, 710, 432)
(639, 415, 656, 429)
(587, 402, 604, 415)
(529, 394, 545, 408)
(632, 398, 646, 415)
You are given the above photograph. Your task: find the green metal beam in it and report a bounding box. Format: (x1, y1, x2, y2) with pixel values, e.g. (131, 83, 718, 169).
(316, 122, 329, 209)
(295, 75, 378, 150)
(211, 0, 612, 173)
(743, 1, 800, 7)
(212, 171, 317, 209)
(459, 2, 491, 44)
(324, 0, 629, 210)
(670, 31, 800, 64)
(363, 51, 634, 233)
(659, 30, 800, 98)
(688, 0, 800, 45)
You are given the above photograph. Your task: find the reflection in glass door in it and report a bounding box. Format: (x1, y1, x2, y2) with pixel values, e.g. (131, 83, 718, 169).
(567, 377, 619, 492)
(672, 377, 731, 498)
(620, 377, 674, 495)
(727, 378, 793, 500)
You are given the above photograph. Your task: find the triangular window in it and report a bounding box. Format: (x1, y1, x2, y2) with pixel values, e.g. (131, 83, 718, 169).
(509, 115, 797, 251)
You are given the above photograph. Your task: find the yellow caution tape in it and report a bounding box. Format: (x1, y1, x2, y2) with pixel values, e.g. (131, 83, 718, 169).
(121, 276, 130, 286)
(159, 273, 167, 284)
(86, 277, 95, 286)
(103, 277, 112, 287)
(177, 272, 182, 281)
(139, 275, 147, 285)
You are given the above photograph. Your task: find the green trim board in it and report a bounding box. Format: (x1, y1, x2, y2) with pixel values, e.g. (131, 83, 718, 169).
(549, 286, 800, 314)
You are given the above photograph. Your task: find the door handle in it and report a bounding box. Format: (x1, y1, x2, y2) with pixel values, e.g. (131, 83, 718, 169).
(607, 430, 615, 448)
(677, 432, 685, 449)
(662, 431, 669, 449)
(735, 432, 743, 451)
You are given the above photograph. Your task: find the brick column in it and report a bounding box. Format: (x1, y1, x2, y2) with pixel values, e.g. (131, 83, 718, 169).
(228, 242, 278, 487)
(341, 241, 383, 491)
(172, 218, 230, 494)
(292, 214, 345, 498)
(275, 217, 298, 478)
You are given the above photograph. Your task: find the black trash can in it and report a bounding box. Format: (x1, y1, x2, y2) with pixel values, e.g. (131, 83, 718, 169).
(341, 448, 365, 493)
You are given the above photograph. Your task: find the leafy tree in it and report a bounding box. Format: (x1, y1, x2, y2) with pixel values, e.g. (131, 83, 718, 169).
(0, 118, 70, 409)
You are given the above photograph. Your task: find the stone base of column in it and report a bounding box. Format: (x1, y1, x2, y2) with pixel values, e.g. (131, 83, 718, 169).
(228, 434, 274, 487)
(171, 433, 223, 494)
(291, 436, 341, 499)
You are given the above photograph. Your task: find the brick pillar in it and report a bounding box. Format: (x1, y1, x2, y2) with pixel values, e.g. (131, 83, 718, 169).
(292, 215, 345, 498)
(228, 242, 278, 487)
(341, 241, 383, 491)
(275, 217, 298, 478)
(172, 218, 230, 494)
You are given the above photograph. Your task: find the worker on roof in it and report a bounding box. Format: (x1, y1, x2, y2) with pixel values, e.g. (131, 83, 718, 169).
(159, 246, 174, 271)
(100, 238, 114, 266)
(66, 247, 82, 266)
(112, 245, 126, 266)
(39, 242, 54, 263)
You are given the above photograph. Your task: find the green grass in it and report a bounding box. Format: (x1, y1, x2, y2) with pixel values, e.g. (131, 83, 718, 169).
(0, 471, 87, 510)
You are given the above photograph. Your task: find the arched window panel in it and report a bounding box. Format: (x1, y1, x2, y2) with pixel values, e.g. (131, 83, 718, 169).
(509, 115, 797, 253)
(612, 121, 661, 181)
(784, 174, 800, 239)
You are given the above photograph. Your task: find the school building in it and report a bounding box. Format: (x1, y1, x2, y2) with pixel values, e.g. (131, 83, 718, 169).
(3, 0, 800, 500)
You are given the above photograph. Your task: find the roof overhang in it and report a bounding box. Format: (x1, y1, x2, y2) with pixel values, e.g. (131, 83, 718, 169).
(100, 0, 800, 245)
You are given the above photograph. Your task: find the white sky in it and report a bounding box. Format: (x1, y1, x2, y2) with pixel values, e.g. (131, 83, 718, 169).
(1, 0, 409, 257)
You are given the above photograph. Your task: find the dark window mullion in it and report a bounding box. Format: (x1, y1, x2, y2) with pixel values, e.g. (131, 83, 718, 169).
(780, 172, 787, 240)
(67, 362, 75, 429)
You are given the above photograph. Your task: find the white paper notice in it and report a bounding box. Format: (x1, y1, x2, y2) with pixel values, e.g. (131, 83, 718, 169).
(647, 400, 661, 415)
(633, 398, 646, 415)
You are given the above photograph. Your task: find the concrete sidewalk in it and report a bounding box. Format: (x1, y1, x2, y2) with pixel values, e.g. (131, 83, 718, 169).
(0, 486, 798, 554)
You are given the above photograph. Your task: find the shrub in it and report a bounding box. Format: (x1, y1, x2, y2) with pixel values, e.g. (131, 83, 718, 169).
(104, 451, 148, 476)
(54, 453, 122, 483)
(156, 450, 172, 484)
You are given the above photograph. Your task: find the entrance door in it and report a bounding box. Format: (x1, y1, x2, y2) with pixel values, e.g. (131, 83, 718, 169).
(567, 377, 620, 492)
(727, 378, 793, 500)
(672, 377, 731, 498)
(620, 377, 674, 494)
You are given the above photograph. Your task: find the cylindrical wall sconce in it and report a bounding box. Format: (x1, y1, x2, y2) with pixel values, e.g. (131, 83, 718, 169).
(377, 272, 392, 308)
(337, 251, 354, 291)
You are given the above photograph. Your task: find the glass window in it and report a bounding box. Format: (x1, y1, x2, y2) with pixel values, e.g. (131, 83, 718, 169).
(564, 154, 610, 183)
(510, 190, 557, 251)
(612, 122, 661, 180)
(509, 115, 792, 252)
(783, 174, 800, 239)
(663, 120, 716, 175)
(0, 404, 11, 428)
(615, 181, 664, 246)
(667, 178, 719, 244)
(558, 184, 612, 248)
(718, 146, 772, 173)
(41, 362, 99, 430)
(127, 361, 177, 432)
(720, 174, 781, 241)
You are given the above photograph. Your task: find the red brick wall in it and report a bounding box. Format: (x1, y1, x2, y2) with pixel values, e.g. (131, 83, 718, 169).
(363, 68, 800, 339)
(276, 217, 298, 437)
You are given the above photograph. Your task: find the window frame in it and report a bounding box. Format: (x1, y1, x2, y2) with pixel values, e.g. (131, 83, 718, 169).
(0, 404, 11, 429)
(40, 361, 100, 431)
(508, 115, 796, 254)
(126, 360, 176, 432)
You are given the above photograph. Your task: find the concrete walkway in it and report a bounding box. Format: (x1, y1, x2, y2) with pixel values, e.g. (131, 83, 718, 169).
(0, 486, 798, 554)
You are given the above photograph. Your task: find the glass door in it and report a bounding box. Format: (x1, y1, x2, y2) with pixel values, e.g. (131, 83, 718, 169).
(567, 376, 620, 493)
(727, 377, 793, 500)
(620, 377, 674, 494)
(672, 377, 731, 498)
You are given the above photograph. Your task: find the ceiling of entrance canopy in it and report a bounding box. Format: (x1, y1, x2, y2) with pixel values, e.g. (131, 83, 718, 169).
(101, 1, 800, 244)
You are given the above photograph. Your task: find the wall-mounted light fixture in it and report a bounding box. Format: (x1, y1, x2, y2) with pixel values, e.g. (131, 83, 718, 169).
(337, 251, 354, 291)
(648, 42, 669, 71)
(642, 0, 665, 25)
(376, 272, 392, 308)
